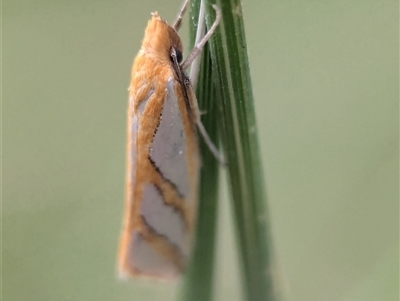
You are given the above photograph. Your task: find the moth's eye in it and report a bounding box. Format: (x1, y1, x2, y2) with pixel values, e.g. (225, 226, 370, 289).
(176, 50, 183, 63)
(174, 48, 183, 63)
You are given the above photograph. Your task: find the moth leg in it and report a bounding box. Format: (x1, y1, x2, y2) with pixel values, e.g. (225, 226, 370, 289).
(181, 4, 221, 71)
(196, 117, 226, 165)
(189, 0, 206, 90)
(184, 2, 225, 165)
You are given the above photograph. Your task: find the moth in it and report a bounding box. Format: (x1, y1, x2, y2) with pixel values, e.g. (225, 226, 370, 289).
(117, 0, 221, 279)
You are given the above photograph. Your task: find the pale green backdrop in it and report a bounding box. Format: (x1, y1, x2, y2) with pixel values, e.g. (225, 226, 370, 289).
(3, 0, 398, 300)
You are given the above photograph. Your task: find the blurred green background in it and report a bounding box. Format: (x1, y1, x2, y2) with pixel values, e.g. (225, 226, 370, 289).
(3, 0, 398, 300)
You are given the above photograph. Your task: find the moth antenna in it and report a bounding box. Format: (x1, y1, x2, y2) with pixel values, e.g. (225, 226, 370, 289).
(173, 0, 190, 31)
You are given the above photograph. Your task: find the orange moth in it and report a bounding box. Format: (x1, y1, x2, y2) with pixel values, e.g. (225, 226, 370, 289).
(117, 0, 221, 279)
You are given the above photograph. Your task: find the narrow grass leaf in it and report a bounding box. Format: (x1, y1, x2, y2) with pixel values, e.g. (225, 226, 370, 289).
(179, 1, 220, 300)
(204, 1, 277, 300)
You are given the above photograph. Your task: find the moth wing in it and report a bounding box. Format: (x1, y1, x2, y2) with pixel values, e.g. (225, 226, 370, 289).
(148, 78, 192, 197)
(120, 78, 199, 279)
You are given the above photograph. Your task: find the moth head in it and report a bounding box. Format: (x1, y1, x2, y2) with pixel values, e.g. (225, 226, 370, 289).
(142, 12, 183, 63)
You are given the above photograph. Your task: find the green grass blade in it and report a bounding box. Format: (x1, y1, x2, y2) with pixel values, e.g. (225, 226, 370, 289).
(179, 2, 220, 301)
(204, 1, 277, 300)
